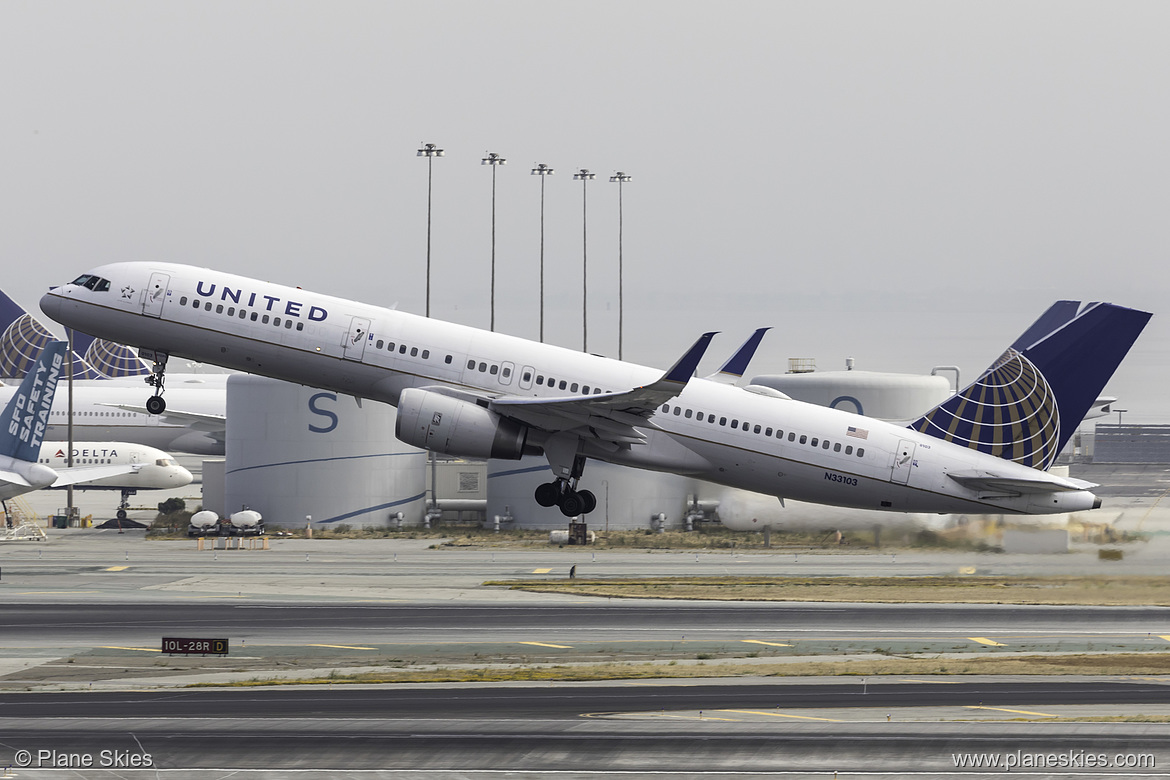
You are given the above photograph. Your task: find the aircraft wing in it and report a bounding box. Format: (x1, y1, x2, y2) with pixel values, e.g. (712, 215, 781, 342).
(49, 464, 138, 488)
(947, 470, 1098, 496)
(99, 403, 226, 434)
(488, 332, 718, 444)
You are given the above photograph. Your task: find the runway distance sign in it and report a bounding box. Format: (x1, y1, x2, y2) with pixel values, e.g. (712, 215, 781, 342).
(162, 637, 229, 655)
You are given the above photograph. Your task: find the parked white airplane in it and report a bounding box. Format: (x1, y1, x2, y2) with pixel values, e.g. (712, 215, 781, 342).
(0, 288, 227, 455)
(0, 342, 193, 516)
(40, 264, 1151, 518)
(0, 379, 226, 456)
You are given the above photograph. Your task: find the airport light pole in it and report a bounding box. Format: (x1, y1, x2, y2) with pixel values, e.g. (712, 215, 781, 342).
(573, 168, 595, 352)
(416, 142, 444, 318)
(531, 163, 554, 342)
(609, 171, 632, 360)
(482, 152, 507, 332)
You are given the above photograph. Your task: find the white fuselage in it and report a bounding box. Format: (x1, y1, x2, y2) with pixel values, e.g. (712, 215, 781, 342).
(40, 263, 1099, 516)
(35, 441, 193, 491)
(0, 378, 225, 455)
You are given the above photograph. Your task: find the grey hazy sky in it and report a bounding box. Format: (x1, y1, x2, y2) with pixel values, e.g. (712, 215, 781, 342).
(3, 2, 1167, 420)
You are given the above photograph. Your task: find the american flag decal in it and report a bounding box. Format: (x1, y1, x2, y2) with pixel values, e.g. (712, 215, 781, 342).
(846, 426, 869, 440)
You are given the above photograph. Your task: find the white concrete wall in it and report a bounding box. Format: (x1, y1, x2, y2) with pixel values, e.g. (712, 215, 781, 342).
(225, 376, 425, 529)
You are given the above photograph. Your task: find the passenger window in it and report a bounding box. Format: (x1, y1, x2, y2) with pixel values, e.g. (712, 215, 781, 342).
(720, 417, 727, 426)
(411, 347, 418, 357)
(180, 296, 188, 305)
(537, 376, 544, 385)
(296, 322, 304, 331)
(731, 420, 739, 429)
(685, 409, 693, 419)
(662, 405, 669, 413)
(251, 312, 258, 321)
(799, 435, 807, 444)
(559, 381, 567, 390)
(388, 342, 396, 351)
(857, 448, 865, 457)
(834, 443, 841, 452)
(673, 407, 681, 416)
(822, 440, 830, 449)
(262, 315, 269, 324)
(502, 366, 511, 378)
(445, 355, 452, 364)
(696, 412, 704, 422)
(285, 320, 292, 329)
(754, 425, 761, 434)
(811, 438, 818, 447)
(570, 383, 578, 392)
(788, 432, 795, 441)
(845, 445, 853, 455)
(376, 340, 384, 349)
(274, 317, 281, 326)
(523, 372, 533, 383)
(216, 304, 224, 314)
(400, 345, 407, 354)
(765, 427, 772, 436)
(193, 299, 200, 308)
(422, 350, 430, 359)
(239, 310, 247, 319)
(490, 365, 498, 375)
(228, 307, 235, 316)
(205, 302, 212, 311)
(479, 363, 487, 372)
(467, 360, 476, 369)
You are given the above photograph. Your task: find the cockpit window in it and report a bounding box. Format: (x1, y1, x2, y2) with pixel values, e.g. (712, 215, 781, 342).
(156, 458, 176, 467)
(71, 274, 111, 292)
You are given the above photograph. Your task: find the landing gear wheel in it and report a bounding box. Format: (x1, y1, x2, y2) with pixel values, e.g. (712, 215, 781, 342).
(534, 482, 560, 508)
(577, 489, 597, 515)
(116, 509, 127, 520)
(559, 490, 585, 518)
(146, 395, 166, 415)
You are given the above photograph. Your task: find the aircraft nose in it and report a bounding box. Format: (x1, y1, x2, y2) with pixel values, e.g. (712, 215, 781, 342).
(173, 466, 194, 486)
(39, 289, 63, 321)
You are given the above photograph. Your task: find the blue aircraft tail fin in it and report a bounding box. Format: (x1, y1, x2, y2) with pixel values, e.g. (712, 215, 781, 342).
(71, 333, 150, 378)
(0, 341, 66, 462)
(909, 302, 1151, 470)
(0, 289, 104, 380)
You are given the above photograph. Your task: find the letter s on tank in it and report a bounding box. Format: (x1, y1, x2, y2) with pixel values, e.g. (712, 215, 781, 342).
(308, 392, 339, 433)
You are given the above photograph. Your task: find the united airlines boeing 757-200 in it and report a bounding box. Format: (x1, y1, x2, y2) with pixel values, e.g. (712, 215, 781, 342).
(40, 263, 1150, 518)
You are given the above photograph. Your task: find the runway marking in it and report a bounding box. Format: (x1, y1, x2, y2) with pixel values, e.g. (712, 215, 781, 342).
(742, 639, 792, 647)
(721, 709, 842, 722)
(519, 641, 573, 649)
(308, 644, 377, 650)
(532, 568, 553, 574)
(898, 678, 962, 684)
(99, 646, 162, 653)
(17, 591, 99, 595)
(958, 566, 977, 574)
(1158, 636, 1170, 643)
(103, 566, 130, 572)
(968, 637, 1006, 646)
(966, 705, 1058, 717)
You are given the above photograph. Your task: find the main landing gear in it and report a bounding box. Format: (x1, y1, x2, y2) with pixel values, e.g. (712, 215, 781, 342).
(534, 479, 597, 518)
(144, 352, 168, 415)
(534, 443, 597, 517)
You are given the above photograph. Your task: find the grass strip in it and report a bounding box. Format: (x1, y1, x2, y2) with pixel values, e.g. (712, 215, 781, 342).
(188, 652, 1170, 688)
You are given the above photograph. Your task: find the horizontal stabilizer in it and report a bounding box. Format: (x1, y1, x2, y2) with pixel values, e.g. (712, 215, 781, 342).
(947, 470, 1097, 495)
(0, 469, 33, 488)
(50, 464, 137, 487)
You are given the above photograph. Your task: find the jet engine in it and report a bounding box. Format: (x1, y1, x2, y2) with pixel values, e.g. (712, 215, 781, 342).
(395, 388, 529, 460)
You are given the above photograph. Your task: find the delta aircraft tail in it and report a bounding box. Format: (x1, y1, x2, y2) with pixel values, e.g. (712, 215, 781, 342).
(910, 301, 1151, 471)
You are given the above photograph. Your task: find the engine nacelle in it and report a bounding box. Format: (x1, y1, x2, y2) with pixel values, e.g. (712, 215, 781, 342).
(395, 388, 528, 460)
